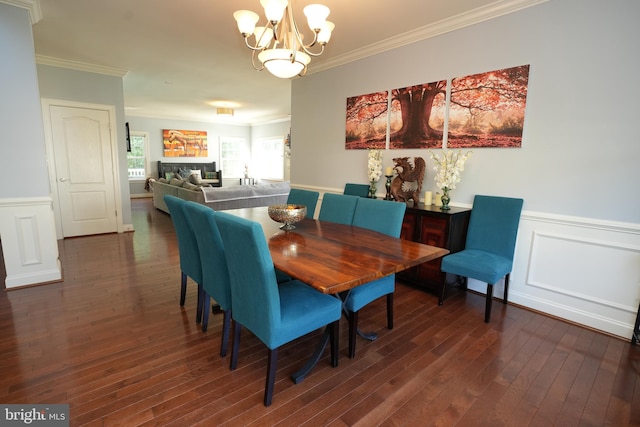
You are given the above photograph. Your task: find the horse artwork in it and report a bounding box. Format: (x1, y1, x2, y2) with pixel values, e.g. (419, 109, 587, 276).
(390, 157, 426, 204)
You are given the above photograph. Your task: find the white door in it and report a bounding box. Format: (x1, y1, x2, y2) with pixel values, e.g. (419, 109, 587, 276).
(50, 105, 118, 237)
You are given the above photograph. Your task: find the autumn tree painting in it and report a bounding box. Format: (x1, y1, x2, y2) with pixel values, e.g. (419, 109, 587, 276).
(448, 64, 530, 148)
(345, 91, 388, 149)
(389, 81, 447, 149)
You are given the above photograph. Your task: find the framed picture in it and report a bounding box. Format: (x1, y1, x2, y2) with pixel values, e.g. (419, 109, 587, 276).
(345, 91, 388, 150)
(389, 81, 447, 149)
(162, 129, 208, 157)
(447, 64, 530, 148)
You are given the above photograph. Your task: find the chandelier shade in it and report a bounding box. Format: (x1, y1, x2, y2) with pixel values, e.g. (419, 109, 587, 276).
(258, 49, 311, 79)
(233, 0, 334, 79)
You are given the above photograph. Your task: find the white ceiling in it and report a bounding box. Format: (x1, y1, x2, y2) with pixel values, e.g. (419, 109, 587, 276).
(25, 0, 544, 125)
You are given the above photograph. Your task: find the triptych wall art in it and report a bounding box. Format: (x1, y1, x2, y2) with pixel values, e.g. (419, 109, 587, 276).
(345, 64, 530, 150)
(162, 129, 209, 157)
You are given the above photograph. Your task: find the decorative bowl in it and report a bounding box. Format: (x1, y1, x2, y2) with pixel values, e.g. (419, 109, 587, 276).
(268, 204, 307, 230)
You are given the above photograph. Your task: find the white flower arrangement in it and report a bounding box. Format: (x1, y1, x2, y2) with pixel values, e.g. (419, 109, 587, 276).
(429, 149, 472, 191)
(367, 149, 383, 183)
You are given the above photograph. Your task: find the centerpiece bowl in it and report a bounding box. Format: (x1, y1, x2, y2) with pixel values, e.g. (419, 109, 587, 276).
(268, 204, 307, 231)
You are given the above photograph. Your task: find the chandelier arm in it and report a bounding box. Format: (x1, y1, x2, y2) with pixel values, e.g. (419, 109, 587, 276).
(299, 42, 326, 57)
(250, 49, 265, 71)
(286, 4, 323, 57)
(244, 36, 267, 52)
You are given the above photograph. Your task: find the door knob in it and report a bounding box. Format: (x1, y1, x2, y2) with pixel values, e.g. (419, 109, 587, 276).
(59, 177, 69, 182)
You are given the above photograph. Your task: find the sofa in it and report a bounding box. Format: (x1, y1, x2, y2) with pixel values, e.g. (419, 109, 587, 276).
(157, 161, 222, 186)
(150, 178, 290, 213)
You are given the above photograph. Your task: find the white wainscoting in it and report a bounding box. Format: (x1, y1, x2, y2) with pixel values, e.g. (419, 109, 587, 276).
(0, 197, 62, 289)
(466, 210, 640, 340)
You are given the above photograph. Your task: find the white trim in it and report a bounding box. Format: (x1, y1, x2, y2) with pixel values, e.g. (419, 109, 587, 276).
(36, 55, 128, 77)
(0, 196, 61, 288)
(0, 0, 41, 24)
(309, 0, 551, 74)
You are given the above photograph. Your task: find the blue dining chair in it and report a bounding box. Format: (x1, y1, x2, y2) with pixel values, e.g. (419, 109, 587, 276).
(318, 193, 360, 225)
(343, 183, 370, 198)
(287, 188, 319, 219)
(345, 198, 407, 358)
(214, 211, 342, 406)
(164, 195, 204, 323)
(183, 202, 232, 356)
(440, 195, 523, 323)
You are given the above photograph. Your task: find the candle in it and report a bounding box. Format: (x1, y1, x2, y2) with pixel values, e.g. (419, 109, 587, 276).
(424, 191, 432, 205)
(385, 166, 393, 176)
(434, 193, 443, 207)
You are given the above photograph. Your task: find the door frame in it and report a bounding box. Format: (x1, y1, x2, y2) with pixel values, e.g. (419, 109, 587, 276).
(41, 98, 125, 239)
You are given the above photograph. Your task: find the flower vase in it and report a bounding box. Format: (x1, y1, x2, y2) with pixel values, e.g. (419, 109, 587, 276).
(440, 187, 451, 210)
(369, 181, 377, 199)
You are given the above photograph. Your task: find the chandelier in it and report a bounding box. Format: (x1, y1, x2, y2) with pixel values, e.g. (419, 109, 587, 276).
(233, 0, 335, 79)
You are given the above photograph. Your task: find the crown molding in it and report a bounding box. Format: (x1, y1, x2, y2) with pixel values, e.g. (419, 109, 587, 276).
(0, 0, 41, 24)
(309, 0, 550, 74)
(36, 55, 128, 77)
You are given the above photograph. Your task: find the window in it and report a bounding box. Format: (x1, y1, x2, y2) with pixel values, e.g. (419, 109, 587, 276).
(220, 137, 248, 178)
(253, 137, 284, 180)
(127, 132, 149, 180)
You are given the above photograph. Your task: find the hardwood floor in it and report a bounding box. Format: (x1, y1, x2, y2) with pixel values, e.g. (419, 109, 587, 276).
(1, 198, 639, 426)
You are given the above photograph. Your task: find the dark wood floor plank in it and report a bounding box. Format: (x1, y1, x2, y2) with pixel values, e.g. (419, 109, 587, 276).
(0, 198, 638, 426)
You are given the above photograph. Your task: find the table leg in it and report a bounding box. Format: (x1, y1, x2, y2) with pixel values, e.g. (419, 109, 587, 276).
(357, 329, 378, 341)
(290, 325, 331, 384)
(340, 290, 378, 341)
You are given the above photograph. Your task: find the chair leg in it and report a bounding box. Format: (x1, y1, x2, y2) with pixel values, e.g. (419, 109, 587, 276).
(220, 310, 231, 357)
(180, 271, 187, 306)
(330, 320, 339, 367)
(503, 274, 510, 304)
(201, 292, 210, 332)
(387, 293, 394, 329)
(265, 348, 278, 406)
(485, 283, 494, 323)
(196, 284, 204, 324)
(230, 321, 241, 370)
(348, 310, 358, 359)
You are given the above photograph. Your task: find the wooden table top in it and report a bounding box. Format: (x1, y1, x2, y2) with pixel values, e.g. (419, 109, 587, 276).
(225, 206, 449, 294)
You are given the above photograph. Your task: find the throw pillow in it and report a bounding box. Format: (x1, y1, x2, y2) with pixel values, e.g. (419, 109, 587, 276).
(177, 168, 191, 180)
(188, 173, 202, 185)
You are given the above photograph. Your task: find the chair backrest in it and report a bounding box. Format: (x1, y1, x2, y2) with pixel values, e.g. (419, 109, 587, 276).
(465, 195, 524, 260)
(352, 198, 407, 237)
(343, 183, 370, 198)
(214, 211, 281, 344)
(318, 193, 360, 225)
(164, 195, 202, 283)
(183, 202, 232, 311)
(287, 188, 319, 219)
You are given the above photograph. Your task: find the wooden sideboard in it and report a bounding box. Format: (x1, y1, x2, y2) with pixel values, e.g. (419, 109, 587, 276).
(398, 203, 471, 304)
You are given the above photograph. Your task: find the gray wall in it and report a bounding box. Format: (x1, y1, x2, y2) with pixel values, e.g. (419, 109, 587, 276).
(0, 3, 50, 198)
(291, 0, 640, 224)
(37, 64, 132, 225)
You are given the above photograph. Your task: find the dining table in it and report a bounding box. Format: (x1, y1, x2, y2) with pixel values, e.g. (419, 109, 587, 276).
(224, 205, 450, 382)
